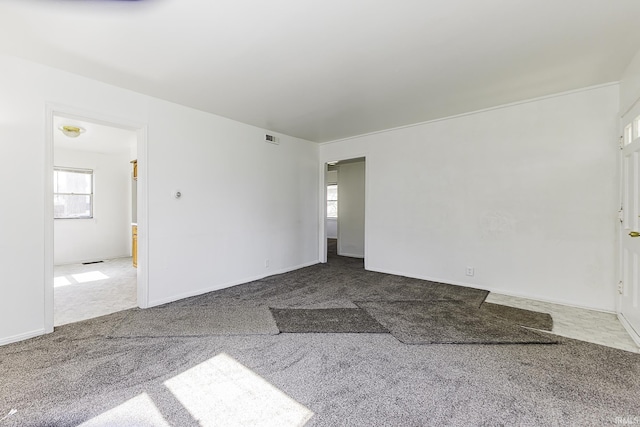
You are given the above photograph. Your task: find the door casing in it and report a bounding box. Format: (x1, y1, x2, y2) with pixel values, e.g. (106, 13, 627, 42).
(318, 155, 368, 267)
(44, 103, 149, 333)
(618, 103, 640, 347)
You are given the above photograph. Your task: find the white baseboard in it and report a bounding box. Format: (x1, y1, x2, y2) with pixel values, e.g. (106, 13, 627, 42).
(0, 329, 45, 347)
(370, 266, 480, 293)
(148, 260, 319, 308)
(483, 288, 616, 314)
(367, 266, 615, 313)
(337, 252, 364, 259)
(618, 313, 640, 351)
(54, 254, 132, 266)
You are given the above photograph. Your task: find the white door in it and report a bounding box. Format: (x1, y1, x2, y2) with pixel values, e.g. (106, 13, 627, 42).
(620, 107, 640, 339)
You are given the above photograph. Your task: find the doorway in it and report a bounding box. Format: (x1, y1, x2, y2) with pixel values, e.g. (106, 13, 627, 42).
(45, 106, 148, 332)
(322, 157, 366, 263)
(619, 106, 640, 346)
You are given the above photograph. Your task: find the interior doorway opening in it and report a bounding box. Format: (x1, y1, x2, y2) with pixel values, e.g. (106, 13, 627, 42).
(47, 110, 147, 329)
(323, 157, 366, 263)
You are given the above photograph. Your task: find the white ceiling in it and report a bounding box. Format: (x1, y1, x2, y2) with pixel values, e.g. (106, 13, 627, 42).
(3, 0, 640, 142)
(54, 115, 137, 155)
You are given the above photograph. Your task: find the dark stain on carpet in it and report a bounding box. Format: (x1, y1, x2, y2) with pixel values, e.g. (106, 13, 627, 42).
(270, 308, 389, 333)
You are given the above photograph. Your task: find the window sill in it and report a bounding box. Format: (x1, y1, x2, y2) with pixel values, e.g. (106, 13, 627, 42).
(54, 217, 94, 220)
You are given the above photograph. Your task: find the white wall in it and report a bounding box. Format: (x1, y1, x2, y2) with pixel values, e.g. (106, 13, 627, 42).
(0, 54, 319, 345)
(54, 148, 132, 265)
(620, 48, 640, 114)
(146, 101, 319, 306)
(320, 84, 619, 311)
(337, 160, 366, 258)
(326, 219, 338, 239)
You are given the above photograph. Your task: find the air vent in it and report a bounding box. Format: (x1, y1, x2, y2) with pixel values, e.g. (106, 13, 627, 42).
(265, 134, 279, 145)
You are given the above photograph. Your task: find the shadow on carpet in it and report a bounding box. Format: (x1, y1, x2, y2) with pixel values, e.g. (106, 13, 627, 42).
(108, 306, 279, 338)
(270, 308, 388, 333)
(355, 300, 558, 345)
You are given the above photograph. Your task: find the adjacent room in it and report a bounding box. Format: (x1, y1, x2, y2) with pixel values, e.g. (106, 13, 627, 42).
(52, 116, 138, 326)
(1, 1, 640, 425)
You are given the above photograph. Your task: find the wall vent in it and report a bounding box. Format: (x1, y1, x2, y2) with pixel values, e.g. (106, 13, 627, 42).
(265, 134, 279, 145)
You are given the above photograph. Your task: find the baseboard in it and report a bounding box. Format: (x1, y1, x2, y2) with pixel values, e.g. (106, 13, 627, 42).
(0, 329, 45, 347)
(483, 288, 617, 314)
(337, 252, 364, 259)
(367, 266, 616, 313)
(369, 267, 493, 298)
(618, 313, 640, 351)
(54, 254, 132, 266)
(148, 260, 319, 308)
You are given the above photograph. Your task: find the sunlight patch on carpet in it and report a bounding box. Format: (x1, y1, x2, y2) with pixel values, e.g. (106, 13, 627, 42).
(79, 393, 170, 427)
(72, 271, 110, 284)
(53, 276, 72, 288)
(164, 353, 313, 426)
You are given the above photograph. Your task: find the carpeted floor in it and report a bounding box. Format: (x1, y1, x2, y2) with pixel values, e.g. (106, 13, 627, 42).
(109, 306, 280, 338)
(54, 257, 137, 326)
(270, 308, 388, 334)
(480, 301, 554, 331)
(1, 244, 639, 426)
(354, 300, 556, 345)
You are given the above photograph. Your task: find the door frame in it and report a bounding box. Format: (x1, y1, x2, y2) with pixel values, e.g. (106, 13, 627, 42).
(617, 102, 640, 347)
(318, 155, 368, 267)
(44, 103, 150, 333)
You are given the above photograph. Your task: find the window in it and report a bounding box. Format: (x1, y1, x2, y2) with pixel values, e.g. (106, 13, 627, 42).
(54, 167, 93, 219)
(327, 184, 337, 218)
(625, 123, 633, 146)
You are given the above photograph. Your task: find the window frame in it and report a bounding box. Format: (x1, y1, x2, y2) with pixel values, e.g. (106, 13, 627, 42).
(53, 167, 94, 220)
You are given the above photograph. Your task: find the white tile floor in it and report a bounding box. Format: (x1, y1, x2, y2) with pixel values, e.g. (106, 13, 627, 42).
(486, 293, 640, 353)
(54, 257, 137, 327)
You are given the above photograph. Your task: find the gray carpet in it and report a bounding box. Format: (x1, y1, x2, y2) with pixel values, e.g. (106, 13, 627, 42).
(109, 306, 279, 337)
(0, 313, 638, 426)
(481, 302, 554, 331)
(170, 241, 489, 310)
(355, 300, 557, 344)
(1, 248, 639, 425)
(270, 308, 388, 333)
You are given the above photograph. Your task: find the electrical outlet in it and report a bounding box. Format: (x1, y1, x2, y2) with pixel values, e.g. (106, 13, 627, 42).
(265, 259, 269, 268)
(466, 267, 474, 277)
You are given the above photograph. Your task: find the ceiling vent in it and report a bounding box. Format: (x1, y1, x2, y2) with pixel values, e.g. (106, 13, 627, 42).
(265, 134, 279, 145)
